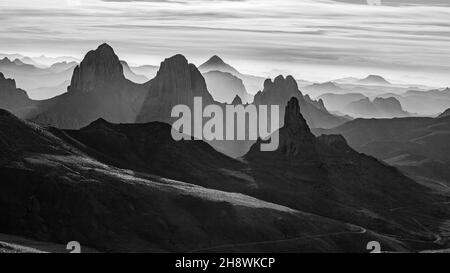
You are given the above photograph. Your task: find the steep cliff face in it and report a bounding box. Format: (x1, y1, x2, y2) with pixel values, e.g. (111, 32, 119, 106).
(136, 54, 215, 123)
(32, 44, 148, 129)
(253, 75, 347, 129)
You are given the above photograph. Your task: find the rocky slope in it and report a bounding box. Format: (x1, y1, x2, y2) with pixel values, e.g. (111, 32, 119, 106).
(243, 97, 449, 250)
(314, 115, 450, 192)
(0, 109, 396, 253)
(6, 97, 446, 252)
(439, 108, 450, 118)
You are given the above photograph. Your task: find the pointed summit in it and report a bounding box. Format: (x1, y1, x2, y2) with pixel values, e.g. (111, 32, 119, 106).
(231, 95, 243, 105)
(438, 108, 450, 118)
(284, 97, 310, 135)
(68, 43, 124, 93)
(246, 97, 317, 158)
(204, 55, 226, 66)
(0, 57, 11, 63)
(198, 55, 240, 76)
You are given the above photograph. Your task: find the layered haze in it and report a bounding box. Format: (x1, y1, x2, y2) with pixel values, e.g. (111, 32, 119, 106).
(0, 0, 449, 87)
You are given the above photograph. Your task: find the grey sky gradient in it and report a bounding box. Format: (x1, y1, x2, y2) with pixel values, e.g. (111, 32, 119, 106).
(0, 0, 449, 86)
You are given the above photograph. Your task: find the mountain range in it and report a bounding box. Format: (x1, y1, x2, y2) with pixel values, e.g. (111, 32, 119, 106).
(0, 44, 352, 159)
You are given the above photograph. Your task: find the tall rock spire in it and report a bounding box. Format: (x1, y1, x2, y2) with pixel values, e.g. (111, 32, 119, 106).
(136, 54, 214, 123)
(68, 43, 124, 93)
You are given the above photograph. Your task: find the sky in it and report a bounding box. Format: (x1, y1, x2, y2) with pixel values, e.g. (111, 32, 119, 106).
(0, 0, 449, 87)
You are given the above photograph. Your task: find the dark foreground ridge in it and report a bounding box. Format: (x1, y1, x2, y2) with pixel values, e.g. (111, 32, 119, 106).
(0, 97, 449, 252)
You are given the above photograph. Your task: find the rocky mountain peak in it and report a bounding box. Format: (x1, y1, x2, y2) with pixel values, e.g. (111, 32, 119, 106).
(205, 55, 225, 66)
(438, 108, 450, 118)
(231, 95, 243, 105)
(262, 75, 300, 96)
(68, 43, 124, 93)
(0, 57, 11, 64)
(136, 54, 214, 123)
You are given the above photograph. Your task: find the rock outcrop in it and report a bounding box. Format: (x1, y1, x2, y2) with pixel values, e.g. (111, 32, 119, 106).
(68, 43, 124, 93)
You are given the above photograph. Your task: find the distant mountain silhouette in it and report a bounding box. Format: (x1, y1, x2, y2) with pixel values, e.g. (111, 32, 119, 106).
(120, 60, 149, 83)
(318, 93, 366, 112)
(128, 64, 159, 79)
(203, 70, 252, 104)
(357, 75, 391, 85)
(0, 72, 37, 118)
(0, 57, 74, 96)
(48, 61, 78, 73)
(346, 97, 410, 118)
(253, 75, 348, 129)
(199, 55, 269, 95)
(199, 55, 240, 76)
(32, 43, 148, 129)
(380, 87, 450, 115)
(303, 81, 346, 96)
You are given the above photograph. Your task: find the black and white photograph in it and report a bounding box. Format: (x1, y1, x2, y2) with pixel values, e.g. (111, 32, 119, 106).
(0, 0, 449, 260)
